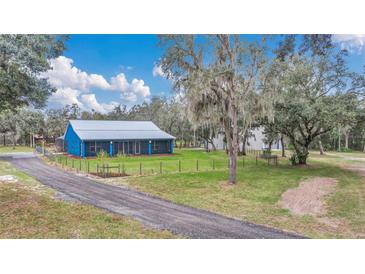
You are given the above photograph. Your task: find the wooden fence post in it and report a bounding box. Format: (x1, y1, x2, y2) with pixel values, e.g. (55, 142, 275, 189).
(160, 162, 162, 174)
(196, 160, 199, 171)
(65, 157, 68, 166)
(72, 159, 74, 168)
(87, 161, 90, 173)
(179, 160, 181, 172)
(79, 159, 81, 171)
(212, 159, 215, 170)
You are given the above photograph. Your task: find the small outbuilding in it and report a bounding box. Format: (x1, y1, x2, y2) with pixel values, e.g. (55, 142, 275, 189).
(63, 120, 175, 158)
(55, 135, 65, 152)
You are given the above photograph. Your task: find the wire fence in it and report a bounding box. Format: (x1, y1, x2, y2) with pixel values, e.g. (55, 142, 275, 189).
(36, 145, 276, 178)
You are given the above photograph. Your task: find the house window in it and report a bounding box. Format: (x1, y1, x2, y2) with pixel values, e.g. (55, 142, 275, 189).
(89, 141, 96, 152)
(153, 141, 159, 152)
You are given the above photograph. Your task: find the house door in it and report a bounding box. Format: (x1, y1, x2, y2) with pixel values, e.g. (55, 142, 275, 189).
(135, 141, 141, 154)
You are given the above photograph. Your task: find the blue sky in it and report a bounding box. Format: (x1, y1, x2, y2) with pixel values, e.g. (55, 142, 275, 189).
(65, 35, 170, 97)
(45, 34, 365, 113)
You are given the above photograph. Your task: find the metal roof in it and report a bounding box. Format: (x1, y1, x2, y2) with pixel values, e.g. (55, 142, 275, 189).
(69, 120, 175, 141)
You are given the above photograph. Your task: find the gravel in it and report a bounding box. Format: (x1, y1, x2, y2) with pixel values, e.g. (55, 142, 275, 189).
(4, 153, 306, 239)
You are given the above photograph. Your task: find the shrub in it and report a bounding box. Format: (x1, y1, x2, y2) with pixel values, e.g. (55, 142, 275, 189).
(289, 151, 308, 165)
(116, 152, 126, 160)
(97, 150, 107, 162)
(289, 153, 298, 165)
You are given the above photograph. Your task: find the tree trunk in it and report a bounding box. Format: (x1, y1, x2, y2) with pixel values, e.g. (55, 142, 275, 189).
(338, 128, 341, 151)
(319, 139, 324, 155)
(268, 140, 273, 153)
(297, 146, 309, 165)
(281, 135, 286, 157)
(228, 105, 238, 185)
(12, 134, 16, 148)
(345, 132, 349, 149)
(193, 129, 196, 147)
(242, 136, 247, 156)
(3, 134, 5, 146)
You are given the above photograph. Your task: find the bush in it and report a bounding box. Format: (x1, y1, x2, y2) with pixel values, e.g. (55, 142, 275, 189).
(97, 150, 107, 162)
(116, 152, 126, 160)
(289, 154, 298, 165)
(289, 151, 308, 165)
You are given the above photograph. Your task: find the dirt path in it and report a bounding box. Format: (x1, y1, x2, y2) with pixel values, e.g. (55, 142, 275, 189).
(279, 177, 337, 216)
(1, 153, 305, 239)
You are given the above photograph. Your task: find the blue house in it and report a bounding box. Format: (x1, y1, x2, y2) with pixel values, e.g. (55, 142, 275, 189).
(63, 120, 175, 158)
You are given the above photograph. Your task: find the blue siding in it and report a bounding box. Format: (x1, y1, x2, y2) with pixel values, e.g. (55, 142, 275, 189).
(83, 139, 172, 157)
(63, 122, 174, 158)
(170, 140, 174, 154)
(84, 141, 110, 157)
(64, 124, 82, 157)
(151, 140, 171, 154)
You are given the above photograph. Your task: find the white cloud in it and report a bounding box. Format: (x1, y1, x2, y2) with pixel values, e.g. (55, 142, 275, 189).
(332, 34, 365, 53)
(48, 88, 84, 108)
(110, 73, 150, 103)
(110, 73, 129, 91)
(80, 94, 118, 114)
(122, 78, 150, 102)
(152, 64, 165, 77)
(44, 56, 152, 111)
(44, 56, 110, 91)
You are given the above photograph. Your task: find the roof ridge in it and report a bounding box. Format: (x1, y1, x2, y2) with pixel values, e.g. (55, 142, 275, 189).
(70, 120, 154, 122)
(77, 129, 161, 131)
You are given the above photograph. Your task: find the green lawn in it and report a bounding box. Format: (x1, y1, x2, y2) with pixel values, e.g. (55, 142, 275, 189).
(0, 160, 175, 238)
(94, 149, 365, 238)
(53, 149, 250, 176)
(0, 145, 34, 153)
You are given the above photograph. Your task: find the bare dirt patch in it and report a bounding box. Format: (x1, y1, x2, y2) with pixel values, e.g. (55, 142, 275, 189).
(279, 177, 337, 216)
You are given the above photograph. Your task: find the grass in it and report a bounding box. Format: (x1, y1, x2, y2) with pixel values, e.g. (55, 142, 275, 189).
(0, 160, 175, 238)
(54, 149, 247, 176)
(99, 149, 365, 238)
(0, 145, 34, 153)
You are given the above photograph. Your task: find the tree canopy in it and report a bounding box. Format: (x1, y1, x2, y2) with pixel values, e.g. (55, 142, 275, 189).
(0, 34, 68, 112)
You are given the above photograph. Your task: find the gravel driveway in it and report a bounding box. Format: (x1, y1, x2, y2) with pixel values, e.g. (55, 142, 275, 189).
(2, 153, 305, 239)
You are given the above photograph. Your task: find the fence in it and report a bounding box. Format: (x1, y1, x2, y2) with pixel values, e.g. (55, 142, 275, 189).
(37, 147, 277, 178)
